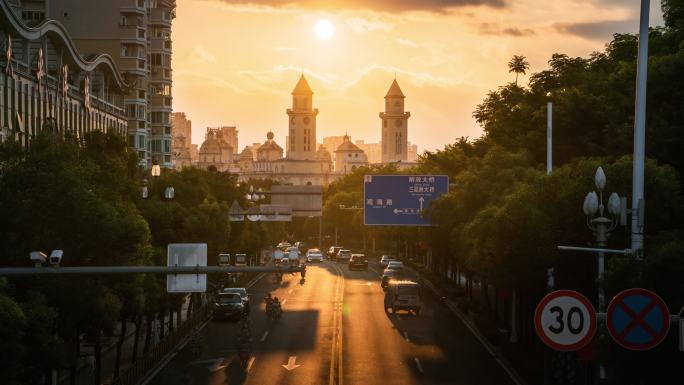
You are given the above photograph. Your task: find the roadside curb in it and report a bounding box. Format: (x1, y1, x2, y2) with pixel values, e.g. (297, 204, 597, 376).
(407, 267, 528, 385)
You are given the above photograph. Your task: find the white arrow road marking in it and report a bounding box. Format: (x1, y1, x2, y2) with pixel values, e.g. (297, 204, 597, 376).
(404, 332, 411, 342)
(282, 299, 287, 305)
(192, 358, 228, 372)
(260, 331, 269, 342)
(282, 356, 301, 371)
(247, 357, 256, 372)
(414, 357, 424, 373)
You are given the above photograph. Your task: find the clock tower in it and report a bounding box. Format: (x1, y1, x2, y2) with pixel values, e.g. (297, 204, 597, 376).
(380, 79, 410, 163)
(286, 74, 319, 160)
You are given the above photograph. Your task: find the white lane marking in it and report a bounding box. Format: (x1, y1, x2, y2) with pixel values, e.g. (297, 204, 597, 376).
(288, 289, 293, 294)
(414, 357, 424, 373)
(247, 357, 256, 372)
(403, 331, 411, 342)
(260, 331, 269, 342)
(282, 299, 287, 305)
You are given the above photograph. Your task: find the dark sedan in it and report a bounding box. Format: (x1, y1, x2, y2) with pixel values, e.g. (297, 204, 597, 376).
(348, 254, 368, 271)
(213, 292, 245, 320)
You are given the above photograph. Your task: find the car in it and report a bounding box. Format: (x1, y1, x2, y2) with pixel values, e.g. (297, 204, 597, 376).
(384, 280, 422, 315)
(221, 288, 250, 313)
(387, 261, 404, 271)
(379, 255, 395, 268)
(336, 249, 352, 263)
(348, 254, 368, 270)
(285, 246, 300, 259)
(213, 292, 245, 320)
(328, 246, 343, 260)
(381, 269, 402, 290)
(306, 248, 324, 262)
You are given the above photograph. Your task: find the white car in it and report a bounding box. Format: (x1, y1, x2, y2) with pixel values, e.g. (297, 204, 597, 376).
(379, 255, 395, 268)
(306, 248, 323, 262)
(387, 261, 404, 271)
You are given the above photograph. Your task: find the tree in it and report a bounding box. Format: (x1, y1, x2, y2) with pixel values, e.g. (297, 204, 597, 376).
(507, 55, 530, 85)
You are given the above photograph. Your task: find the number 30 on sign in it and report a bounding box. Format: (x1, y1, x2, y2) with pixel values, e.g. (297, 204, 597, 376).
(534, 290, 597, 351)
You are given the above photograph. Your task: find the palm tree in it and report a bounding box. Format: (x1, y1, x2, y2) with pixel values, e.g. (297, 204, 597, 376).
(508, 55, 530, 86)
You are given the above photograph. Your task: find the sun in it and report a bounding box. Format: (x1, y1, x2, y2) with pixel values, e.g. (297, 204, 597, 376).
(314, 19, 335, 40)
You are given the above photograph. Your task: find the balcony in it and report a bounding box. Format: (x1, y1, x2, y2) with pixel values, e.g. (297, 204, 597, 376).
(151, 94, 173, 108)
(149, 8, 172, 27)
(150, 37, 172, 53)
(120, 4, 145, 15)
(151, 68, 172, 82)
(120, 25, 146, 45)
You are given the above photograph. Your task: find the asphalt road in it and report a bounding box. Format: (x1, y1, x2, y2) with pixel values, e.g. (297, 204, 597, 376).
(147, 260, 517, 385)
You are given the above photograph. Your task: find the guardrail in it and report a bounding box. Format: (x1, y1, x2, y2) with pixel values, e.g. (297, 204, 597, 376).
(111, 298, 212, 385)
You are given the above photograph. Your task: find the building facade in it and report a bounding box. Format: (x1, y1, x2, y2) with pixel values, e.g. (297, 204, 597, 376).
(197, 127, 234, 171)
(334, 134, 368, 173)
(16, 0, 176, 168)
(1, 2, 127, 146)
(206, 125, 237, 154)
(171, 111, 195, 168)
(237, 75, 335, 185)
(380, 79, 410, 163)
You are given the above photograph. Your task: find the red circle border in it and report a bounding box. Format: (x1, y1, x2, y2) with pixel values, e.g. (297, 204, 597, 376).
(534, 290, 597, 351)
(606, 288, 670, 351)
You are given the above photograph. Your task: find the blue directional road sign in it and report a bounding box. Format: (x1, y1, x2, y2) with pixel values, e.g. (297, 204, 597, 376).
(606, 288, 670, 351)
(364, 175, 448, 226)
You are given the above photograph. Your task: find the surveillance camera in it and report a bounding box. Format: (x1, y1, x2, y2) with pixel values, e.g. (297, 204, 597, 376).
(49, 250, 63, 266)
(29, 251, 47, 266)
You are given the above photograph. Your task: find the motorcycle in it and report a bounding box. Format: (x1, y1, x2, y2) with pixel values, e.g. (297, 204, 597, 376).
(267, 303, 282, 321)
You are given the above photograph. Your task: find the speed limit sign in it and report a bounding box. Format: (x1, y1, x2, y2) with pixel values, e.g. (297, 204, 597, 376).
(534, 290, 597, 351)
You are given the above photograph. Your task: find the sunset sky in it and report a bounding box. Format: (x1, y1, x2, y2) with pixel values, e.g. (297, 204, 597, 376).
(172, 0, 664, 154)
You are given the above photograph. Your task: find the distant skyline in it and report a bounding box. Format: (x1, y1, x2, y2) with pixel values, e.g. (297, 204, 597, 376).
(172, 0, 664, 153)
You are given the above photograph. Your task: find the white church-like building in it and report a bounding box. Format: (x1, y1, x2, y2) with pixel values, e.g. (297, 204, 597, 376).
(198, 74, 410, 185)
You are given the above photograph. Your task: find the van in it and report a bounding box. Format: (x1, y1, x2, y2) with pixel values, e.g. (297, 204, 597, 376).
(384, 281, 422, 315)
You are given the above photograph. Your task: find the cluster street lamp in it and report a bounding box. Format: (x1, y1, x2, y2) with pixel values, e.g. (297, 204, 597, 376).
(582, 166, 624, 381)
(142, 164, 174, 200)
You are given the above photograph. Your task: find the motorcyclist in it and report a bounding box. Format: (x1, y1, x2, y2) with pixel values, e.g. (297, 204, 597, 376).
(267, 296, 282, 319)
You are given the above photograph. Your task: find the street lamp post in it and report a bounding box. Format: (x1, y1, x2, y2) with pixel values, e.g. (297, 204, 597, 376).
(582, 166, 623, 381)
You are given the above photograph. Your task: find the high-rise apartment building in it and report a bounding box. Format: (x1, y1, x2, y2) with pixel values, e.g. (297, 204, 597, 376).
(18, 0, 176, 168)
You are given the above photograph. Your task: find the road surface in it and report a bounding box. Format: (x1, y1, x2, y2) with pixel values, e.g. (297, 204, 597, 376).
(147, 260, 517, 385)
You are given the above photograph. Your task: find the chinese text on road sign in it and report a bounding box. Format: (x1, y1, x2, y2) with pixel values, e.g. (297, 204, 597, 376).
(364, 175, 449, 226)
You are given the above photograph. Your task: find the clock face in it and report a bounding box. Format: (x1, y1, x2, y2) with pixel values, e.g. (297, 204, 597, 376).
(290, 117, 296, 124)
(395, 120, 402, 128)
(304, 117, 310, 125)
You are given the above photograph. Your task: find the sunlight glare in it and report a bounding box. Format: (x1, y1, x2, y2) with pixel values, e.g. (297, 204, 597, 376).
(314, 19, 335, 40)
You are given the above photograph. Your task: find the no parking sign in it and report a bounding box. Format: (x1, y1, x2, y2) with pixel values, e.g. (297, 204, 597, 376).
(606, 288, 670, 351)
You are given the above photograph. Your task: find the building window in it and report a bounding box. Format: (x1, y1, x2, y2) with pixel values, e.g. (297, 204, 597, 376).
(138, 59, 145, 69)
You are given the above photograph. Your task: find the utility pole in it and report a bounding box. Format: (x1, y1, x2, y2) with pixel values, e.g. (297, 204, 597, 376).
(547, 101, 552, 175)
(631, 0, 649, 258)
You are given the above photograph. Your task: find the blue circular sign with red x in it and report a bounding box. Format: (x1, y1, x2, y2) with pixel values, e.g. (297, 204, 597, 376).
(607, 288, 670, 351)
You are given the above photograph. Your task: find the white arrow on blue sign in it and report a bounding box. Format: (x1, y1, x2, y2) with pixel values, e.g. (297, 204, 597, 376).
(364, 175, 449, 226)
